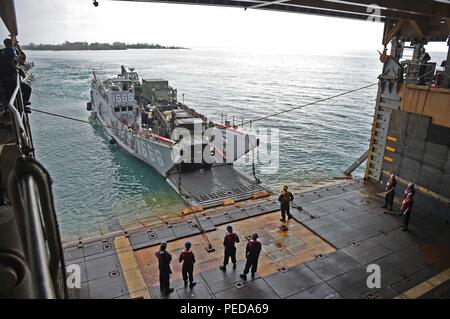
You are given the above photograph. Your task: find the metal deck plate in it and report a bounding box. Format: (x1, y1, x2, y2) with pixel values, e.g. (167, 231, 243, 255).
(171, 221, 201, 238)
(64, 246, 84, 261)
(85, 254, 121, 281)
(214, 278, 280, 299)
(263, 264, 323, 298)
(287, 282, 343, 299)
(88, 272, 128, 299)
(392, 264, 446, 294)
(176, 282, 214, 299)
(200, 261, 259, 294)
(130, 226, 176, 250)
(83, 239, 115, 258)
(341, 238, 393, 265)
(370, 253, 423, 286)
(327, 267, 379, 299)
(305, 251, 360, 281)
(149, 277, 214, 299)
(167, 165, 268, 208)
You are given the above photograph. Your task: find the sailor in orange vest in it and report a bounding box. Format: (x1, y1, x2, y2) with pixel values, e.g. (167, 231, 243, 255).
(240, 233, 262, 281)
(179, 241, 196, 288)
(400, 192, 414, 231)
(382, 173, 397, 211)
(400, 183, 415, 216)
(219, 225, 240, 271)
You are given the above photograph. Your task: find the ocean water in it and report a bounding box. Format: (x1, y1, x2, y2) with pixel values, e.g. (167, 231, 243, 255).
(27, 48, 385, 241)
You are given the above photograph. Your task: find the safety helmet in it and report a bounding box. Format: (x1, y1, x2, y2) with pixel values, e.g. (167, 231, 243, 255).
(283, 185, 288, 191)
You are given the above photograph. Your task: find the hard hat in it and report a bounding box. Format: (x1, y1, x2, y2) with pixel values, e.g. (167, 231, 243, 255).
(283, 185, 288, 190)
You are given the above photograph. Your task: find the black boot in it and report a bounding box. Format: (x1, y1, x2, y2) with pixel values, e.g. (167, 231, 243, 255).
(240, 274, 247, 281)
(219, 265, 226, 271)
(184, 280, 188, 287)
(233, 263, 237, 270)
(189, 281, 196, 288)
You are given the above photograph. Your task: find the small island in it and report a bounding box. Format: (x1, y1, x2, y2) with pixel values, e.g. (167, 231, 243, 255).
(22, 41, 187, 51)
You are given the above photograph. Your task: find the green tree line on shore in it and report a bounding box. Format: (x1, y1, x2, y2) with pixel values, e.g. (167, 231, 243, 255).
(21, 41, 187, 51)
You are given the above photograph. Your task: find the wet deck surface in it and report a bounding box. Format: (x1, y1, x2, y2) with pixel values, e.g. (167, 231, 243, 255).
(63, 179, 450, 299)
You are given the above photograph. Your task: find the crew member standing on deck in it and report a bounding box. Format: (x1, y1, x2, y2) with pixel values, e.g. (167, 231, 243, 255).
(404, 183, 416, 199)
(179, 241, 196, 288)
(219, 225, 240, 271)
(155, 241, 174, 295)
(240, 233, 262, 281)
(400, 192, 414, 231)
(279, 185, 294, 222)
(382, 174, 397, 211)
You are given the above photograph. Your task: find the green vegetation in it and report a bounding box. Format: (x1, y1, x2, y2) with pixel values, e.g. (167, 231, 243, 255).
(22, 41, 187, 51)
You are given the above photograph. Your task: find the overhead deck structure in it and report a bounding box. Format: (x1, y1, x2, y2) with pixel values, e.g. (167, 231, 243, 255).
(117, 0, 450, 24)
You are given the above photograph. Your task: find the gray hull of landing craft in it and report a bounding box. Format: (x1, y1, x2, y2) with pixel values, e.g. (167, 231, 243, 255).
(91, 89, 175, 176)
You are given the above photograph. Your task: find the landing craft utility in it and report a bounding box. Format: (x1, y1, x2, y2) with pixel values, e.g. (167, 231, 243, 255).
(88, 66, 267, 207)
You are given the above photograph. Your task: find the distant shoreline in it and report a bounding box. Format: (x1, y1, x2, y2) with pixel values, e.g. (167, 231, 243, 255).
(22, 41, 188, 51)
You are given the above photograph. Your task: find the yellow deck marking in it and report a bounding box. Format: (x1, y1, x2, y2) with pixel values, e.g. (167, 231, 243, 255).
(383, 156, 394, 162)
(398, 268, 450, 299)
(387, 136, 397, 142)
(114, 236, 150, 299)
(223, 198, 236, 206)
(385, 146, 395, 153)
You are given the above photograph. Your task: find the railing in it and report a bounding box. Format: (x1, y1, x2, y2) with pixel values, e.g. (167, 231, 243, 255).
(402, 60, 436, 85)
(7, 74, 34, 156)
(4, 73, 67, 298)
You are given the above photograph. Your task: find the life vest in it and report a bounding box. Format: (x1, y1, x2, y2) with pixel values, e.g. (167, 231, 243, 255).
(279, 191, 293, 204)
(246, 240, 262, 259)
(155, 250, 172, 272)
(179, 250, 195, 265)
(386, 177, 396, 190)
(224, 233, 239, 250)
